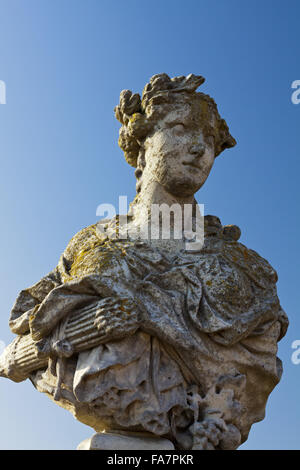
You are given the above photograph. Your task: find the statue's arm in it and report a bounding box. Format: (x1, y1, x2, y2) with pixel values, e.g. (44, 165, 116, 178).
(9, 268, 62, 335)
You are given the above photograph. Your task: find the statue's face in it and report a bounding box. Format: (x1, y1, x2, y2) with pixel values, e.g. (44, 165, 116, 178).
(143, 104, 215, 197)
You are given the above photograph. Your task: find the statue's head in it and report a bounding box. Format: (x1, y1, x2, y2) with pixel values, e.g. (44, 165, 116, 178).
(115, 74, 236, 198)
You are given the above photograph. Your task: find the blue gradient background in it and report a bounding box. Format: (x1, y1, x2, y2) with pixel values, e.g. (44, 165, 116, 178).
(0, 0, 299, 450)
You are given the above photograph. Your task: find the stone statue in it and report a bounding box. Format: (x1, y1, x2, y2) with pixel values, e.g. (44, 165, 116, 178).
(0, 74, 288, 450)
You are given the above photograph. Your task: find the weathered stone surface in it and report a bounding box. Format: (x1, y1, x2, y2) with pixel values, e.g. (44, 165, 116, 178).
(0, 74, 288, 450)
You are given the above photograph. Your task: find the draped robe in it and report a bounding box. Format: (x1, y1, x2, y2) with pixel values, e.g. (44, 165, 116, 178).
(9, 220, 288, 448)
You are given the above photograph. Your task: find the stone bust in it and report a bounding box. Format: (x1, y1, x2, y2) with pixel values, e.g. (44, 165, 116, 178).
(0, 74, 288, 450)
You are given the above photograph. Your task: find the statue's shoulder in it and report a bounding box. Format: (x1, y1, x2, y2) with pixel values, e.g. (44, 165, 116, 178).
(58, 223, 105, 278)
(58, 219, 132, 281)
(203, 215, 278, 287)
(216, 220, 288, 338)
(63, 223, 100, 259)
(224, 239, 278, 287)
(220, 230, 278, 288)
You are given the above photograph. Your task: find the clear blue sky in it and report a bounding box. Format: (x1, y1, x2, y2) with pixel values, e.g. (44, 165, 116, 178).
(0, 0, 299, 450)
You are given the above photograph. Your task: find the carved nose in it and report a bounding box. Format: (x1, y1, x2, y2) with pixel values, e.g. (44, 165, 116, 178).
(189, 143, 205, 156)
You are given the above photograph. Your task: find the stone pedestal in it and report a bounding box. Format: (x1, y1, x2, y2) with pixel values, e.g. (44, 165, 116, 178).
(77, 432, 175, 450)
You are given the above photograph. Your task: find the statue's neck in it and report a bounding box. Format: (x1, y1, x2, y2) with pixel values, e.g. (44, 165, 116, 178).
(128, 180, 197, 228)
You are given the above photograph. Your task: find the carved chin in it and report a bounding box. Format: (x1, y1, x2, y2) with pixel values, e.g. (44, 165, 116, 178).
(162, 176, 204, 197)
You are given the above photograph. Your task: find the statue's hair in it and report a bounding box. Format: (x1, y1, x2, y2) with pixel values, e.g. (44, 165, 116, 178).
(114, 73, 236, 168)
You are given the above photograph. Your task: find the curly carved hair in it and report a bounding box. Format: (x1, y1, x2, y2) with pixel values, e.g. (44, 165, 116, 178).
(114, 73, 236, 168)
